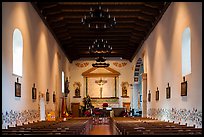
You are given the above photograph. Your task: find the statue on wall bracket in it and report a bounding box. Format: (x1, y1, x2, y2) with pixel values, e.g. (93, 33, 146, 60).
(73, 82, 81, 98)
(121, 82, 129, 98)
(64, 77, 70, 97)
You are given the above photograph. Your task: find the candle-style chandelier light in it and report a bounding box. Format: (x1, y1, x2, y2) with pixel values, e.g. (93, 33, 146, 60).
(89, 39, 112, 55)
(81, 5, 116, 31)
(89, 39, 112, 68)
(81, 3, 116, 68)
(92, 56, 110, 68)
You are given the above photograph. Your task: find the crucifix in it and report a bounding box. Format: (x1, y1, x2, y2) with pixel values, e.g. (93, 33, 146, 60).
(95, 78, 107, 98)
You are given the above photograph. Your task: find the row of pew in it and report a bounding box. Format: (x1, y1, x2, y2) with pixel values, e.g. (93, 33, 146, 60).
(110, 117, 202, 135)
(2, 117, 93, 135)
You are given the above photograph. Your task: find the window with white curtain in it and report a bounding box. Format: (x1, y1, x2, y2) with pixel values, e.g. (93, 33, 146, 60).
(13, 28, 23, 77)
(182, 27, 191, 76)
(62, 71, 64, 93)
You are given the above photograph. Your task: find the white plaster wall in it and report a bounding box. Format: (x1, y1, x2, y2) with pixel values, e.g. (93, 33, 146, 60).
(69, 60, 133, 108)
(2, 2, 70, 127)
(132, 2, 202, 127)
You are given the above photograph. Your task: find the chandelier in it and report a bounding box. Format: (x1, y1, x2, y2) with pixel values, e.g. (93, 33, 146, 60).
(89, 39, 112, 54)
(92, 57, 110, 68)
(89, 39, 112, 68)
(81, 5, 116, 31)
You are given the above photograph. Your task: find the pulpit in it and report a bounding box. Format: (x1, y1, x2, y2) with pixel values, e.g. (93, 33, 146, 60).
(71, 103, 80, 117)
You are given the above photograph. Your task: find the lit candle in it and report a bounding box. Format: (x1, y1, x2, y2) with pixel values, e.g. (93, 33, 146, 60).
(104, 24, 106, 28)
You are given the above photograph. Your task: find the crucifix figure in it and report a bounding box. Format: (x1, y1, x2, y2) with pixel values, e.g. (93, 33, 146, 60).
(95, 78, 107, 98)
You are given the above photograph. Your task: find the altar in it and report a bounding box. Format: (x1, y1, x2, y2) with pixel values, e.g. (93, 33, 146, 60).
(91, 97, 119, 108)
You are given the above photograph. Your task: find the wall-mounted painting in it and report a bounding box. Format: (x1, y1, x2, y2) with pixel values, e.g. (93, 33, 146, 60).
(53, 92, 56, 103)
(148, 90, 151, 102)
(166, 83, 171, 99)
(181, 77, 187, 96)
(15, 80, 21, 97)
(134, 77, 138, 82)
(46, 89, 49, 102)
(32, 83, 37, 99)
(156, 87, 159, 101)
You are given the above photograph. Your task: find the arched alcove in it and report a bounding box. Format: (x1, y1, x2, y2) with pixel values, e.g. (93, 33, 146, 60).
(132, 58, 144, 116)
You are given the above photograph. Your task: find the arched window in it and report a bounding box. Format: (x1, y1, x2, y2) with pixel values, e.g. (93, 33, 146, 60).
(13, 28, 23, 77)
(182, 27, 191, 76)
(62, 71, 64, 93)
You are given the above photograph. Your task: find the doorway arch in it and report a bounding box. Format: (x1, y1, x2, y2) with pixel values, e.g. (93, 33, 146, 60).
(132, 58, 144, 116)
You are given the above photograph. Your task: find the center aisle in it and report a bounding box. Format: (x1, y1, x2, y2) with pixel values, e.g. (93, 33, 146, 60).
(88, 117, 112, 135)
(89, 124, 112, 135)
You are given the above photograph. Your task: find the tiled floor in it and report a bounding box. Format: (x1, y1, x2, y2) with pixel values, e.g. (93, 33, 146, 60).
(89, 124, 112, 135)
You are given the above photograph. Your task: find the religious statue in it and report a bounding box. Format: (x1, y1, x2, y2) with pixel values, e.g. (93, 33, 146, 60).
(73, 82, 81, 98)
(122, 86, 127, 96)
(121, 82, 129, 97)
(95, 78, 107, 98)
(64, 77, 70, 97)
(75, 86, 80, 97)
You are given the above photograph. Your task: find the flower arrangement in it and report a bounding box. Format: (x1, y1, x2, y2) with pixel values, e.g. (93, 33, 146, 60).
(84, 110, 91, 117)
(83, 95, 93, 109)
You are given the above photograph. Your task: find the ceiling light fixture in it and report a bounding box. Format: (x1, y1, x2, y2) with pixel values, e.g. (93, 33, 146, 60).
(92, 62, 110, 68)
(89, 39, 112, 55)
(92, 57, 110, 68)
(81, 5, 116, 31)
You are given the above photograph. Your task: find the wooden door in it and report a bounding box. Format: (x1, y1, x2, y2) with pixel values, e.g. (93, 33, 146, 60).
(71, 103, 80, 117)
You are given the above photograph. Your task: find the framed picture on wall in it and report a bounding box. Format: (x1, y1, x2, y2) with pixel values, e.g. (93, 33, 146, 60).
(32, 83, 37, 99)
(15, 82, 21, 97)
(181, 81, 187, 96)
(166, 87, 171, 99)
(53, 92, 56, 103)
(134, 77, 138, 82)
(46, 89, 49, 102)
(166, 83, 171, 99)
(148, 91, 151, 102)
(156, 87, 159, 101)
